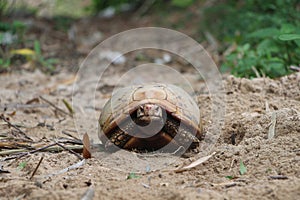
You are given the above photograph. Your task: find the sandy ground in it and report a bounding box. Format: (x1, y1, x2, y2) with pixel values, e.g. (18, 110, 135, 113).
(0, 13, 300, 200)
(0, 59, 299, 199)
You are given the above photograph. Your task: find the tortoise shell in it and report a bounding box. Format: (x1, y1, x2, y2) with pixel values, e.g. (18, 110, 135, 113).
(99, 83, 203, 152)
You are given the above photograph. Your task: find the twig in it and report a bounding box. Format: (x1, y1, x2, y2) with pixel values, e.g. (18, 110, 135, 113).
(0, 169, 10, 173)
(56, 142, 83, 160)
(212, 182, 238, 188)
(62, 130, 80, 141)
(1, 143, 57, 160)
(0, 141, 32, 149)
(0, 114, 32, 141)
(39, 96, 72, 117)
(290, 65, 300, 72)
(251, 66, 261, 78)
(0, 103, 49, 110)
(1, 143, 83, 161)
(269, 175, 288, 180)
(56, 137, 82, 145)
(30, 156, 44, 180)
(45, 159, 86, 178)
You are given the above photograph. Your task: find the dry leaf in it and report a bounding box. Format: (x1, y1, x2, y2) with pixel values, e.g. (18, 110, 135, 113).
(174, 152, 216, 172)
(268, 112, 276, 139)
(82, 133, 91, 159)
(10, 48, 35, 56)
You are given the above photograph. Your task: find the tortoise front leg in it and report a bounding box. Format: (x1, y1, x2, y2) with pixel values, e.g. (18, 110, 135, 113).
(163, 118, 200, 150)
(105, 119, 140, 152)
(105, 128, 132, 152)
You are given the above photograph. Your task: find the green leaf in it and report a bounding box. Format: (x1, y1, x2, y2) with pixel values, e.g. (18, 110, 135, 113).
(294, 40, 300, 47)
(220, 64, 231, 73)
(257, 39, 280, 55)
(127, 172, 140, 180)
(241, 43, 251, 52)
(280, 23, 296, 34)
(0, 58, 10, 69)
(266, 62, 287, 78)
(239, 160, 247, 175)
(247, 28, 280, 39)
(278, 34, 300, 41)
(45, 58, 59, 64)
(34, 40, 42, 56)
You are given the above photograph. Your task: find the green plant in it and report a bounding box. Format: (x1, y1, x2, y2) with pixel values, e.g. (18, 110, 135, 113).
(171, 0, 195, 8)
(53, 16, 74, 32)
(0, 20, 26, 50)
(203, 0, 300, 78)
(88, 0, 142, 13)
(9, 41, 58, 73)
(18, 161, 27, 170)
(0, 20, 27, 71)
(0, 0, 8, 18)
(127, 172, 140, 179)
(221, 25, 300, 78)
(87, 0, 195, 14)
(33, 40, 58, 72)
(225, 175, 234, 180)
(0, 57, 10, 69)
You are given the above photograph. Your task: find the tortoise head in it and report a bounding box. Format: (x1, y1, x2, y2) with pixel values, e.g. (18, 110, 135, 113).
(136, 103, 163, 123)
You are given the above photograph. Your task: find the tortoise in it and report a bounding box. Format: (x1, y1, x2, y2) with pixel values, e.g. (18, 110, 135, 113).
(98, 83, 203, 152)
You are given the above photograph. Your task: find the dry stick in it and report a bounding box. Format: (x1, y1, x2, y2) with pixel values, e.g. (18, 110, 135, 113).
(62, 130, 80, 141)
(56, 142, 83, 160)
(1, 143, 83, 161)
(269, 175, 288, 180)
(290, 65, 300, 72)
(251, 66, 261, 78)
(0, 103, 49, 110)
(30, 156, 44, 180)
(39, 96, 72, 117)
(0, 114, 32, 141)
(0, 141, 31, 148)
(45, 159, 86, 178)
(2, 143, 57, 161)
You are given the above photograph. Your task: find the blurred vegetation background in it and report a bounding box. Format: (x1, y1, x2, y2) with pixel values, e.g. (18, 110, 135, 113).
(0, 0, 299, 78)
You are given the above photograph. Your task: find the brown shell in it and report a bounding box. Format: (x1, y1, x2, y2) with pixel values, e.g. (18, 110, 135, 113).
(98, 83, 202, 144)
